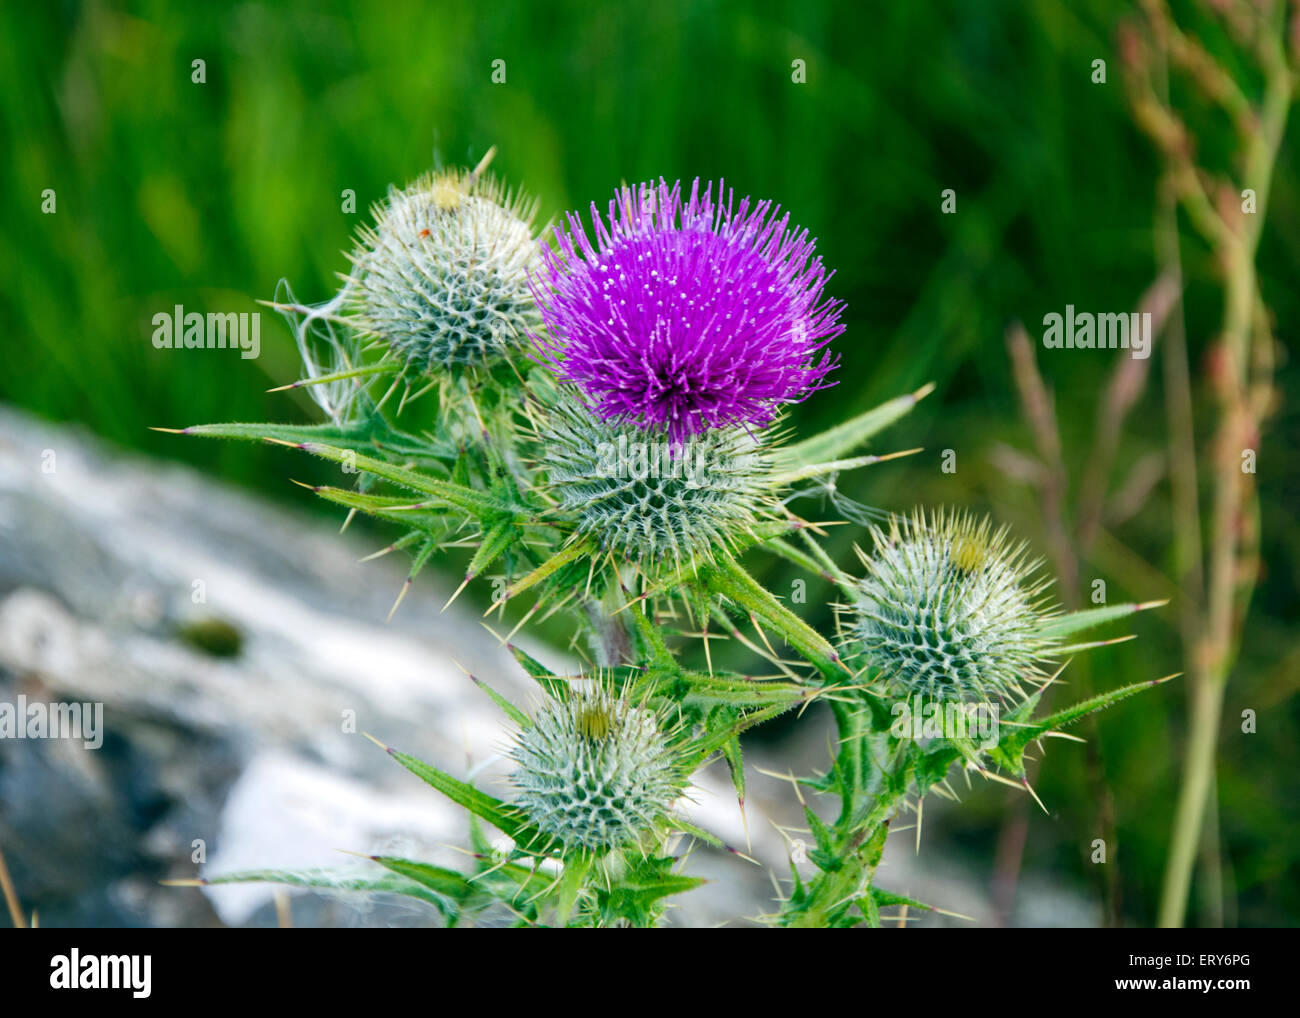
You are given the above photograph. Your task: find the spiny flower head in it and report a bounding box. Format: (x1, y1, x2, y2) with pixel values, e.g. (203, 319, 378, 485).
(847, 510, 1059, 704)
(532, 178, 843, 443)
(347, 161, 542, 374)
(510, 686, 686, 854)
(538, 392, 775, 574)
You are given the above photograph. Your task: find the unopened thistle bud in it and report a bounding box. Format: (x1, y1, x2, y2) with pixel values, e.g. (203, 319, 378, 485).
(510, 688, 685, 854)
(847, 511, 1058, 704)
(347, 161, 542, 374)
(538, 395, 775, 574)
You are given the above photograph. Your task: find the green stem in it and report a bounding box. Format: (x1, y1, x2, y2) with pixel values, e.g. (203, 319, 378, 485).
(702, 557, 844, 680)
(779, 699, 903, 927)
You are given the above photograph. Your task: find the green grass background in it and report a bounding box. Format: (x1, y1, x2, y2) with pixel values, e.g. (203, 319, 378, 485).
(1, 0, 1295, 926)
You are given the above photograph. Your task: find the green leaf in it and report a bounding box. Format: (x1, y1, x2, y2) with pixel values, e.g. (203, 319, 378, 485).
(176, 420, 374, 447)
(385, 746, 547, 849)
(555, 855, 591, 925)
(605, 873, 705, 915)
(1025, 674, 1178, 738)
(680, 698, 799, 767)
(987, 674, 1178, 776)
(472, 676, 531, 729)
(176, 418, 455, 471)
(915, 743, 961, 796)
(594, 856, 707, 925)
(771, 383, 932, 469)
(669, 816, 725, 849)
(702, 557, 845, 678)
(721, 735, 746, 813)
(674, 669, 809, 711)
(499, 540, 592, 600)
(1035, 600, 1168, 639)
(368, 856, 480, 921)
(508, 644, 571, 701)
(860, 890, 882, 927)
(869, 886, 934, 912)
(192, 867, 447, 911)
(804, 805, 837, 861)
(466, 518, 520, 579)
(273, 362, 397, 391)
(310, 485, 450, 525)
(629, 605, 676, 672)
(769, 449, 919, 486)
(366, 858, 478, 899)
(296, 442, 509, 516)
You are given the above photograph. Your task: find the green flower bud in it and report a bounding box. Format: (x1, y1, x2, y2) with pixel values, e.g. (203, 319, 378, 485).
(848, 510, 1058, 704)
(538, 396, 774, 574)
(510, 688, 685, 854)
(347, 164, 541, 375)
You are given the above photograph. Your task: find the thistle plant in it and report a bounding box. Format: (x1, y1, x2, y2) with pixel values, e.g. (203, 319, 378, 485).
(164, 158, 1172, 927)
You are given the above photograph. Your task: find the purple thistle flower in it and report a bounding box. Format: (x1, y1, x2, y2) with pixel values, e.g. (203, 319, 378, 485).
(531, 179, 844, 443)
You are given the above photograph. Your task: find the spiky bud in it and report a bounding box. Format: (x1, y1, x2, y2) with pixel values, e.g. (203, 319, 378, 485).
(510, 688, 685, 854)
(847, 511, 1058, 704)
(538, 395, 774, 573)
(347, 164, 542, 374)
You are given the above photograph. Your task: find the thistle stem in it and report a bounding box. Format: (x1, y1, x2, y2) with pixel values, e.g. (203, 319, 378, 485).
(779, 699, 899, 927)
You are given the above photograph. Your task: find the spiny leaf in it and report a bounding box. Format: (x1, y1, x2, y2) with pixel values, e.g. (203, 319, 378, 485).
(679, 698, 799, 767)
(771, 383, 932, 469)
(703, 557, 845, 678)
(986, 674, 1178, 776)
(673, 670, 809, 711)
(367, 856, 482, 922)
(1035, 599, 1168, 639)
(472, 675, 531, 729)
(383, 745, 546, 848)
(555, 855, 591, 925)
(268, 362, 398, 392)
(174, 419, 455, 471)
(629, 605, 677, 672)
(369, 856, 476, 900)
(496, 540, 592, 602)
(668, 816, 725, 849)
(507, 644, 571, 701)
(1022, 674, 1178, 740)
(603, 871, 706, 916)
(769, 448, 922, 486)
(728, 738, 748, 806)
(869, 886, 934, 912)
(309, 485, 451, 528)
(466, 518, 521, 579)
(296, 442, 509, 515)
(184, 867, 447, 911)
(172, 420, 375, 447)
